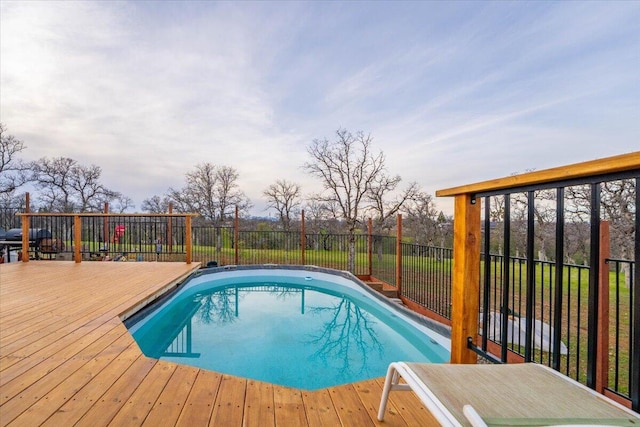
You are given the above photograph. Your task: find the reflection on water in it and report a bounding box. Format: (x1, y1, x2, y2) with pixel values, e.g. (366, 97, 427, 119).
(307, 299, 384, 379)
(132, 283, 447, 389)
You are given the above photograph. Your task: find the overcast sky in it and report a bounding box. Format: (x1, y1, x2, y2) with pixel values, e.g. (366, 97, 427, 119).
(1, 1, 638, 216)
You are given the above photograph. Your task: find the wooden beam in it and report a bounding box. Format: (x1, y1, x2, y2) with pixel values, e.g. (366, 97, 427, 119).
(450, 194, 481, 364)
(437, 151, 640, 197)
(21, 193, 30, 263)
(185, 215, 192, 264)
(74, 215, 82, 263)
(396, 214, 402, 296)
(368, 218, 373, 277)
(301, 210, 306, 266)
(234, 206, 239, 265)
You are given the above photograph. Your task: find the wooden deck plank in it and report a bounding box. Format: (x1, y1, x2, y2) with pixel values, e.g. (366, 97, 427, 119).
(74, 355, 158, 426)
(37, 342, 148, 427)
(4, 331, 133, 427)
(0, 262, 445, 427)
(354, 379, 411, 427)
(243, 379, 275, 427)
(273, 385, 307, 427)
(209, 374, 247, 426)
(301, 388, 342, 427)
(107, 361, 177, 426)
(375, 377, 439, 426)
(174, 369, 221, 426)
(0, 320, 125, 413)
(328, 383, 377, 426)
(0, 317, 123, 387)
(139, 363, 199, 427)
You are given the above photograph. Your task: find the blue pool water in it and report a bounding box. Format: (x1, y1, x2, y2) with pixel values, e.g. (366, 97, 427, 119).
(126, 267, 450, 390)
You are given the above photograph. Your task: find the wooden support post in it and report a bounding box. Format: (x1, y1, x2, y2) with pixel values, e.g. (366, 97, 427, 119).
(185, 215, 192, 264)
(396, 214, 402, 296)
(74, 215, 82, 263)
(301, 210, 306, 265)
(450, 194, 481, 364)
(103, 203, 109, 256)
(21, 193, 30, 263)
(234, 206, 239, 265)
(368, 218, 373, 277)
(596, 221, 610, 393)
(168, 203, 173, 253)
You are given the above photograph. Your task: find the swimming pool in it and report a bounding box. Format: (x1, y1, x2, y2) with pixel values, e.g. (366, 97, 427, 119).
(125, 266, 450, 390)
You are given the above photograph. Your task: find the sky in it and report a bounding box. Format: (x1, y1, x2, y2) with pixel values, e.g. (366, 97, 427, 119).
(1, 1, 639, 217)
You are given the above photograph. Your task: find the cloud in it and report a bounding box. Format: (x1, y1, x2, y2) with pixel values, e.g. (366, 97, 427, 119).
(1, 1, 638, 216)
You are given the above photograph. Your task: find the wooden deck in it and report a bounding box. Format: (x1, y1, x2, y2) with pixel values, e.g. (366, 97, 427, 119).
(0, 262, 439, 426)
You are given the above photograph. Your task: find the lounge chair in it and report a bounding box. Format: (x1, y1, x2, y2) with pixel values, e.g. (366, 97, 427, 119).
(378, 362, 639, 426)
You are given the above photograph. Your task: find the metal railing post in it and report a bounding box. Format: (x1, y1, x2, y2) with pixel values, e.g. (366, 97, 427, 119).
(587, 182, 601, 389)
(596, 221, 610, 394)
(632, 177, 640, 412)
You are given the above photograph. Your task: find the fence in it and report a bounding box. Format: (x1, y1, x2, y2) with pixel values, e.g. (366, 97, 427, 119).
(2, 213, 196, 263)
(2, 158, 638, 408)
(437, 151, 639, 411)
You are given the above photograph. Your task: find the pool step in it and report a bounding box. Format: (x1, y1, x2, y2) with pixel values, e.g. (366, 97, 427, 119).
(365, 281, 398, 298)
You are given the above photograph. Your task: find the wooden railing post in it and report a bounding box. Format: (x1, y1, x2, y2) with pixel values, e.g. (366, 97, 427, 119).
(301, 210, 306, 265)
(368, 218, 373, 277)
(21, 193, 30, 263)
(450, 194, 481, 364)
(74, 215, 82, 263)
(103, 203, 109, 256)
(234, 206, 239, 265)
(596, 221, 610, 393)
(396, 214, 402, 296)
(185, 215, 192, 264)
(168, 203, 173, 253)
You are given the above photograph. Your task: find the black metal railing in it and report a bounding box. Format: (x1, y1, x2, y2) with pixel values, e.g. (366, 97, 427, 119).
(471, 172, 639, 409)
(480, 254, 591, 382)
(606, 258, 635, 400)
(371, 235, 397, 287)
(402, 243, 453, 319)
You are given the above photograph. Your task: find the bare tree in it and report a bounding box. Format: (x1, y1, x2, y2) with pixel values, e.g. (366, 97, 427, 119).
(403, 191, 440, 245)
(215, 165, 252, 222)
(0, 124, 29, 195)
(110, 194, 135, 213)
(488, 189, 557, 260)
(304, 129, 386, 272)
(367, 173, 420, 234)
(263, 179, 302, 231)
(30, 157, 124, 212)
(508, 190, 557, 260)
(168, 163, 252, 225)
(141, 195, 172, 214)
(566, 180, 636, 284)
(301, 199, 343, 253)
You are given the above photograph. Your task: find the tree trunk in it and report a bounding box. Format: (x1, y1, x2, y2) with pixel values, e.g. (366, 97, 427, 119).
(348, 232, 356, 273)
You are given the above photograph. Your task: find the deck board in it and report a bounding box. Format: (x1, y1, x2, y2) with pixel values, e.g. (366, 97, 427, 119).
(0, 262, 441, 426)
(244, 379, 275, 427)
(140, 364, 199, 426)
